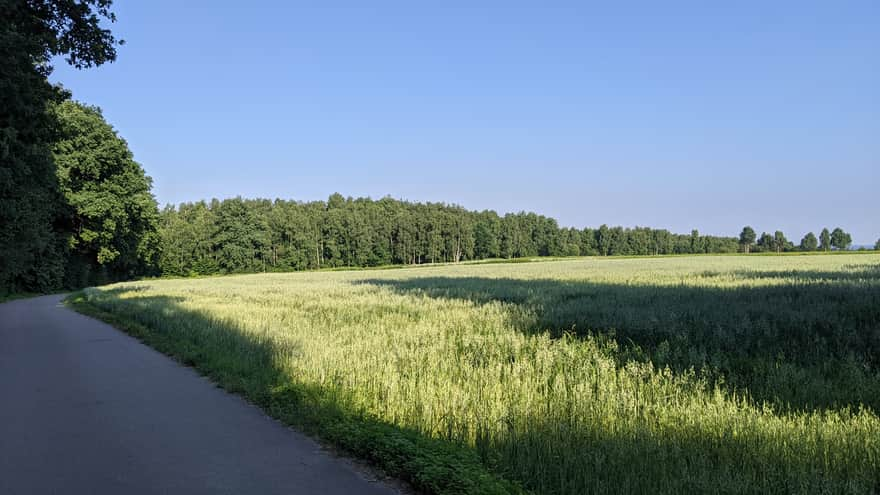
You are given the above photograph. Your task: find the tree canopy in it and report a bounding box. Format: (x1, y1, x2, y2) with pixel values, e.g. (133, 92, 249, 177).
(756, 232, 774, 252)
(830, 228, 852, 251)
(772, 231, 790, 253)
(51, 100, 160, 286)
(800, 232, 818, 251)
(0, 0, 157, 295)
(155, 201, 866, 277)
(157, 197, 745, 276)
(739, 226, 756, 253)
(820, 228, 831, 252)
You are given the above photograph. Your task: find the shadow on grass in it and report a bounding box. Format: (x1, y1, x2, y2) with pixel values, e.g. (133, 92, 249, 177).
(360, 268, 880, 413)
(71, 287, 517, 495)
(69, 285, 879, 495)
(725, 265, 880, 282)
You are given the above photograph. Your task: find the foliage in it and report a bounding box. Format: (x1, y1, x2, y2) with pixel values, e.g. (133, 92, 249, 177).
(820, 228, 832, 251)
(0, 0, 120, 294)
(51, 100, 160, 286)
(831, 228, 853, 251)
(158, 200, 865, 277)
(800, 232, 818, 251)
(72, 254, 880, 494)
(158, 197, 744, 276)
(0, 291, 42, 304)
(756, 231, 774, 252)
(738, 226, 756, 253)
(773, 230, 791, 253)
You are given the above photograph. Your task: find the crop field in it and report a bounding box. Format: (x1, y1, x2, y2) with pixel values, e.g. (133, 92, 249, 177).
(71, 254, 880, 494)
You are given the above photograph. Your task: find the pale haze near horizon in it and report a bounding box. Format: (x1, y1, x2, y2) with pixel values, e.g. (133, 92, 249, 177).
(50, 2, 879, 243)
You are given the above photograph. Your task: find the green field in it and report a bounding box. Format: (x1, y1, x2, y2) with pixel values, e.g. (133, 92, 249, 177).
(70, 254, 880, 494)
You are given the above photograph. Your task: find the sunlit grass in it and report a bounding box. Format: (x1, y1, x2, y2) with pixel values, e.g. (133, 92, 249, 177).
(74, 254, 880, 494)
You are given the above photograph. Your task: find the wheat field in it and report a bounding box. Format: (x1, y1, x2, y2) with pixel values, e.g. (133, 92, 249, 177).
(74, 254, 880, 494)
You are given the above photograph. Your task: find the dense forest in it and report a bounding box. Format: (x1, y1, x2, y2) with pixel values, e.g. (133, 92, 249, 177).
(0, 0, 873, 294)
(157, 197, 742, 276)
(156, 196, 858, 277)
(1, 0, 157, 295)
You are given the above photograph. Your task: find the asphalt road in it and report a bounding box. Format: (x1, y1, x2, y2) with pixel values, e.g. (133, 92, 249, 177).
(0, 294, 399, 495)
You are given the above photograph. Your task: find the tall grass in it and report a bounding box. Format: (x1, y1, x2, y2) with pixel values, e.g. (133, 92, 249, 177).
(72, 254, 880, 494)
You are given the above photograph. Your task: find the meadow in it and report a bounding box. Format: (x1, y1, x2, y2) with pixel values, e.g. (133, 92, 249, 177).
(70, 254, 880, 494)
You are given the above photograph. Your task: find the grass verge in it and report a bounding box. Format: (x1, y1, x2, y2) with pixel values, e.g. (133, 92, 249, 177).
(0, 292, 42, 304)
(66, 292, 523, 495)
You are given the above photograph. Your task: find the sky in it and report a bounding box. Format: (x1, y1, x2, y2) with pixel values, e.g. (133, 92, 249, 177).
(49, 1, 879, 243)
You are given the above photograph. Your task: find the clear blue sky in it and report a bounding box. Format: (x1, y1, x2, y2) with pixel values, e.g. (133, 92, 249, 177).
(50, 1, 879, 243)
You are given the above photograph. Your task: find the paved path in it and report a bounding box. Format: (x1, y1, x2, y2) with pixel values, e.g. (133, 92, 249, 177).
(0, 295, 399, 495)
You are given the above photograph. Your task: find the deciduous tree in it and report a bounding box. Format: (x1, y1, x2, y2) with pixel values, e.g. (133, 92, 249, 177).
(52, 101, 159, 286)
(739, 226, 756, 253)
(819, 228, 831, 252)
(800, 232, 818, 251)
(1, 0, 121, 293)
(830, 228, 852, 251)
(773, 231, 788, 253)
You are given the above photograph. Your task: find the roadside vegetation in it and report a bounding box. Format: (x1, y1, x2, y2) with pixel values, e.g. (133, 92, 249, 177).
(70, 254, 880, 494)
(2, 1, 158, 297)
(0, 292, 42, 304)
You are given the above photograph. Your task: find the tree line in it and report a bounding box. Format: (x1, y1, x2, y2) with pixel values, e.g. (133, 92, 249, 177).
(157, 199, 872, 277)
(2, 1, 876, 294)
(158, 196, 749, 276)
(738, 226, 854, 254)
(1, 0, 158, 295)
